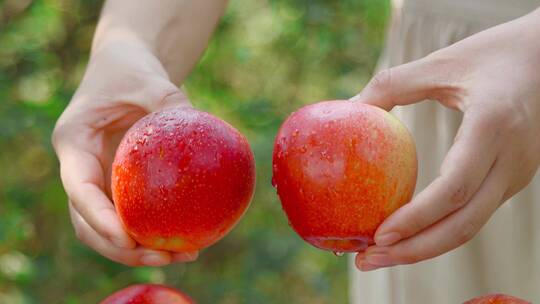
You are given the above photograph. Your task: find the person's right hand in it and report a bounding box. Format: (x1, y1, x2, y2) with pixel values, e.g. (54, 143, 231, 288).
(52, 42, 199, 266)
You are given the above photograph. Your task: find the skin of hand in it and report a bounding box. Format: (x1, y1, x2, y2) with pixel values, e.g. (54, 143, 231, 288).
(351, 8, 540, 271)
(52, 0, 227, 267)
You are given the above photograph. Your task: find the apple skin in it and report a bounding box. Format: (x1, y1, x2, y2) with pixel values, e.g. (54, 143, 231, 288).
(112, 107, 255, 252)
(272, 100, 417, 252)
(463, 294, 531, 304)
(100, 284, 194, 304)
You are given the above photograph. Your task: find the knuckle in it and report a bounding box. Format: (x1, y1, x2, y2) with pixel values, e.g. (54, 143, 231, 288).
(505, 116, 528, 137)
(490, 105, 513, 129)
(423, 53, 467, 102)
(394, 242, 423, 265)
(370, 69, 394, 90)
(399, 254, 420, 265)
(455, 220, 477, 245)
(448, 183, 470, 208)
(73, 226, 90, 244)
(425, 53, 466, 84)
(485, 102, 528, 136)
(51, 118, 80, 154)
(471, 111, 497, 131)
(424, 53, 454, 72)
(408, 212, 428, 234)
(51, 123, 67, 151)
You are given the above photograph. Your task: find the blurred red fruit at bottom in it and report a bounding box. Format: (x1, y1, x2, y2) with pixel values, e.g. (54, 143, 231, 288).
(100, 284, 194, 304)
(463, 293, 531, 304)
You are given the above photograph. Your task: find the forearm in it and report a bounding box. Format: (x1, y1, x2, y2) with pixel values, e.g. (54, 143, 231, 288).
(92, 0, 227, 84)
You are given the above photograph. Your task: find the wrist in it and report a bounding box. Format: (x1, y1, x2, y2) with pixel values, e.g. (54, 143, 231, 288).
(89, 0, 226, 84)
(90, 15, 186, 83)
(91, 23, 158, 60)
(90, 1, 172, 64)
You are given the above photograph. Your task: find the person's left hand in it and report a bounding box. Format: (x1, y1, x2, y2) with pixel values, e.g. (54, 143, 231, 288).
(351, 8, 540, 271)
(52, 42, 199, 266)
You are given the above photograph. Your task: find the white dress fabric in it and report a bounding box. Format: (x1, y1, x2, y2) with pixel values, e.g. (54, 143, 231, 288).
(349, 1, 540, 303)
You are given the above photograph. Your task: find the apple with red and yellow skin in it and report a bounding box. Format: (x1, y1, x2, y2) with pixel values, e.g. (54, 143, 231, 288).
(272, 100, 417, 252)
(112, 107, 255, 252)
(100, 284, 194, 304)
(463, 293, 531, 304)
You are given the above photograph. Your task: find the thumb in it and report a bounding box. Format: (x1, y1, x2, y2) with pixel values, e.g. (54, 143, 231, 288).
(350, 56, 445, 111)
(145, 80, 192, 112)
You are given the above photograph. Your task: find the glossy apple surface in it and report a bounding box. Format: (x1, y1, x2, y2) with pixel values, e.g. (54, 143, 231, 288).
(463, 293, 531, 304)
(100, 284, 194, 304)
(272, 100, 417, 252)
(112, 107, 255, 252)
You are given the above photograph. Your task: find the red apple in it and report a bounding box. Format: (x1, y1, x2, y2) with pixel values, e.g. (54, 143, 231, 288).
(463, 293, 531, 304)
(100, 284, 194, 304)
(272, 100, 417, 252)
(112, 107, 255, 252)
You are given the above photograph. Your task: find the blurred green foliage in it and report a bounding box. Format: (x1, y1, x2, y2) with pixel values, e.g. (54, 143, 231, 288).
(0, 0, 389, 303)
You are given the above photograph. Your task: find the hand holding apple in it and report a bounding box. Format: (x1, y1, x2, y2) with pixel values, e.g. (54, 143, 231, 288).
(353, 8, 540, 270)
(52, 0, 227, 266)
(52, 43, 200, 266)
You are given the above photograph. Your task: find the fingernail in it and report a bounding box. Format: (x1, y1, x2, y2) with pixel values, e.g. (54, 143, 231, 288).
(174, 251, 198, 262)
(366, 253, 392, 267)
(141, 254, 168, 267)
(375, 232, 401, 246)
(185, 251, 198, 261)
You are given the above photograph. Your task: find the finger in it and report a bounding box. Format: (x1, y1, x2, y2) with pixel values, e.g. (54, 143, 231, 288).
(374, 112, 499, 246)
(355, 251, 388, 272)
(350, 55, 462, 111)
(57, 141, 135, 249)
(157, 90, 191, 111)
(144, 81, 192, 112)
(69, 205, 172, 267)
(363, 159, 507, 268)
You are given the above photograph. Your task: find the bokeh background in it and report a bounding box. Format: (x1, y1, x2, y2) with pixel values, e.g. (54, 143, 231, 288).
(0, 0, 389, 303)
